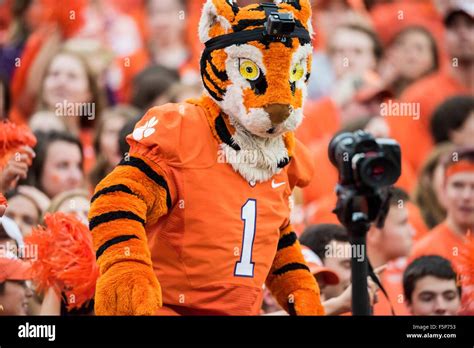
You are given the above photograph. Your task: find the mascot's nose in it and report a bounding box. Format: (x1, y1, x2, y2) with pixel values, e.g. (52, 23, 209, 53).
(265, 104, 291, 125)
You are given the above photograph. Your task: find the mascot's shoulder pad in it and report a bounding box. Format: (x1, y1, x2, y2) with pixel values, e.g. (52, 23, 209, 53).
(287, 139, 315, 189)
(126, 102, 218, 168)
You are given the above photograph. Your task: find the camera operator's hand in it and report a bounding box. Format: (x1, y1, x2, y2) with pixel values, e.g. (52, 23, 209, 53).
(323, 280, 378, 315)
(323, 265, 386, 315)
(0, 146, 35, 192)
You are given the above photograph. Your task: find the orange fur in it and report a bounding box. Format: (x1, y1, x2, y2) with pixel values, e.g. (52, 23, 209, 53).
(89, 154, 171, 315)
(205, 62, 231, 91)
(266, 224, 325, 315)
(188, 95, 238, 143)
(210, 50, 228, 73)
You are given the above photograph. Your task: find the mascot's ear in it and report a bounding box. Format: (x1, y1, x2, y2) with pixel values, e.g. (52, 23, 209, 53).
(199, 0, 239, 43)
(276, 0, 314, 36)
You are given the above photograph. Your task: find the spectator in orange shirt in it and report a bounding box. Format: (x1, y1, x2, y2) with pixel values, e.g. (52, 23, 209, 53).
(403, 255, 462, 315)
(411, 147, 474, 264)
(413, 142, 456, 229)
(379, 25, 439, 98)
(386, 3, 473, 174)
(367, 188, 415, 315)
(36, 49, 106, 172)
(410, 147, 474, 313)
(22, 131, 84, 200)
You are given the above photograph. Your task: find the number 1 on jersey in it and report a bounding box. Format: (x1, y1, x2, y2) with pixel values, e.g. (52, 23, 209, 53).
(234, 199, 256, 277)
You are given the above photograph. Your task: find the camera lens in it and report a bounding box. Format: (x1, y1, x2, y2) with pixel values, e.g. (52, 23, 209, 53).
(358, 156, 399, 188)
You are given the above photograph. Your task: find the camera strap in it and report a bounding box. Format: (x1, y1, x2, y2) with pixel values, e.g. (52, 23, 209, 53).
(203, 2, 311, 56)
(203, 27, 311, 55)
(367, 258, 396, 316)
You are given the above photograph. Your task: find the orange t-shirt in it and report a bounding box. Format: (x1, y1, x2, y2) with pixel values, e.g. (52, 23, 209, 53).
(373, 258, 410, 316)
(400, 70, 471, 131)
(393, 70, 470, 172)
(410, 221, 469, 269)
(126, 102, 314, 315)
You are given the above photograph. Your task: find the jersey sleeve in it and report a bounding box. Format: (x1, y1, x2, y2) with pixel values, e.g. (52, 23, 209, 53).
(126, 102, 216, 169)
(287, 139, 316, 190)
(89, 104, 189, 275)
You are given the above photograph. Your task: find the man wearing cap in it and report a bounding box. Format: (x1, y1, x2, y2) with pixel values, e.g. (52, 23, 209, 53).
(0, 258, 33, 315)
(410, 147, 474, 314)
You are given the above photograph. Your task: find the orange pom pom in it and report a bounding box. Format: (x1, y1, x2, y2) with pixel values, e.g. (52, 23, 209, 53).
(0, 120, 37, 168)
(40, 0, 87, 38)
(25, 212, 99, 310)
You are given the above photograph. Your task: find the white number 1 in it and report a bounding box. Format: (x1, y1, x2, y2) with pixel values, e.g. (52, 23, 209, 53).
(234, 199, 257, 277)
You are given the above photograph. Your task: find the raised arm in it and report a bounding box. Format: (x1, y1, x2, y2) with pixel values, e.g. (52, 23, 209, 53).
(89, 154, 173, 315)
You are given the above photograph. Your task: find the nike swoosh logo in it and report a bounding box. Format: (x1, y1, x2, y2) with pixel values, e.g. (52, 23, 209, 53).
(271, 180, 286, 189)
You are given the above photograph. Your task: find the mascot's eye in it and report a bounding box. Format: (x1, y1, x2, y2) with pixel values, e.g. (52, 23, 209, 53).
(239, 59, 260, 81)
(290, 63, 304, 82)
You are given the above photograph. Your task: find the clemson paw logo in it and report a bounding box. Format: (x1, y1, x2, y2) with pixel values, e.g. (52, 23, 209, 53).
(133, 117, 158, 141)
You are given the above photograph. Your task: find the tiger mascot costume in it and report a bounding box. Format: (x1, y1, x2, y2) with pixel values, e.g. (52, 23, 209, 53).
(89, 0, 324, 315)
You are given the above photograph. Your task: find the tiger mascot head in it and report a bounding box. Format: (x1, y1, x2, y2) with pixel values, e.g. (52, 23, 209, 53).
(195, 0, 313, 182)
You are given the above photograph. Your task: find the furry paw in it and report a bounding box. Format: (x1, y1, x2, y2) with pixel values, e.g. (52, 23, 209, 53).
(95, 261, 162, 315)
(288, 288, 325, 316)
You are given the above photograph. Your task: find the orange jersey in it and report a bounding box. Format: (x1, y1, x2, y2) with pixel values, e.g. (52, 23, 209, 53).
(125, 102, 314, 315)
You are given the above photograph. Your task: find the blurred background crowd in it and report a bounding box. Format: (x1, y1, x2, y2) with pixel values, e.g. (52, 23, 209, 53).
(0, 0, 473, 316)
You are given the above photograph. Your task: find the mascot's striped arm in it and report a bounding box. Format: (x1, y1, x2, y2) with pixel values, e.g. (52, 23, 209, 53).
(266, 224, 325, 315)
(88, 154, 172, 315)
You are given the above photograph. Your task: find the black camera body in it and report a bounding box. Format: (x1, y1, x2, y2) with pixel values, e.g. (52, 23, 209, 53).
(328, 130, 401, 191)
(265, 12, 296, 37)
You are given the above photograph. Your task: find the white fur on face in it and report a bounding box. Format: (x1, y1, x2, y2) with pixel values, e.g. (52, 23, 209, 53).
(221, 126, 289, 183)
(199, 1, 233, 43)
(219, 42, 311, 138)
(220, 44, 271, 137)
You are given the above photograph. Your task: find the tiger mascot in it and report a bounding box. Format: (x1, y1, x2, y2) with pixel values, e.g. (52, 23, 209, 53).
(89, 0, 324, 315)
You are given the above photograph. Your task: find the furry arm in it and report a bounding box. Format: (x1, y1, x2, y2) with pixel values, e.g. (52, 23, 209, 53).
(88, 154, 172, 315)
(265, 224, 325, 315)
